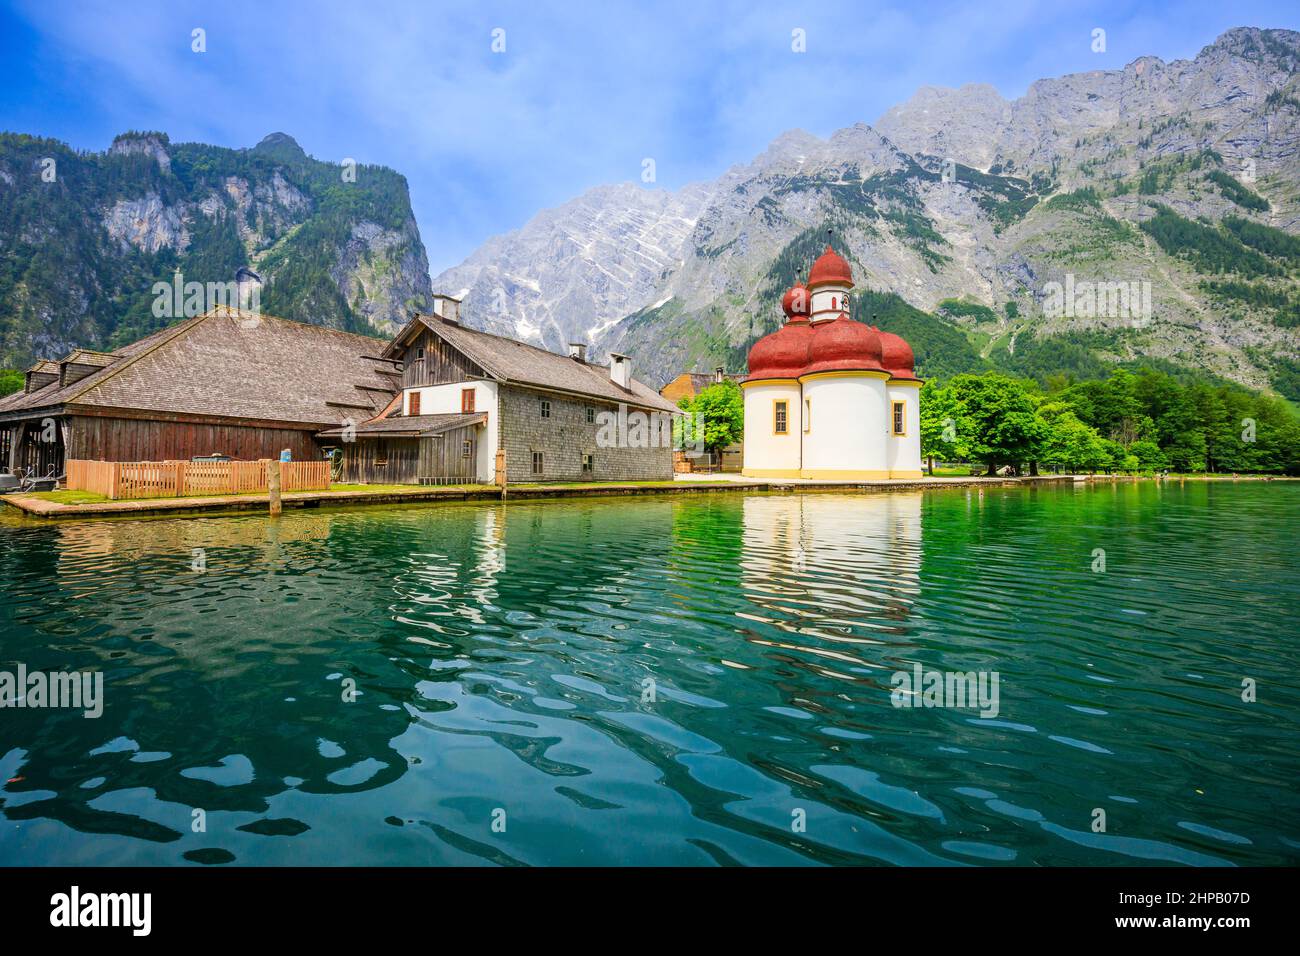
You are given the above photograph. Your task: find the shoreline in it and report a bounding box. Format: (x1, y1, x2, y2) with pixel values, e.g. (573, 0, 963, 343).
(1, 472, 1293, 522)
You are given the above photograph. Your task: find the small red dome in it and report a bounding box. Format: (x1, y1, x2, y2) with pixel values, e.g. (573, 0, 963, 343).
(781, 282, 810, 318)
(746, 321, 814, 380)
(803, 314, 884, 376)
(808, 244, 854, 289)
(877, 329, 917, 379)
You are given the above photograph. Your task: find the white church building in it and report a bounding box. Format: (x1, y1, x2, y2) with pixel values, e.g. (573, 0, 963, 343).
(741, 241, 924, 480)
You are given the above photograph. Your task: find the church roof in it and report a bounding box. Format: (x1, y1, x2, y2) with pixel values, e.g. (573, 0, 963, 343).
(745, 241, 917, 382)
(807, 244, 854, 289)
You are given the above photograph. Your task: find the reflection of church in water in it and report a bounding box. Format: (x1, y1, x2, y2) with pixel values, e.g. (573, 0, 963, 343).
(738, 493, 924, 645)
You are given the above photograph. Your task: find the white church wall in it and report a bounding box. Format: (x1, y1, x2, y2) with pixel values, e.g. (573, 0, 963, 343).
(887, 381, 923, 479)
(799, 373, 890, 479)
(741, 381, 802, 477)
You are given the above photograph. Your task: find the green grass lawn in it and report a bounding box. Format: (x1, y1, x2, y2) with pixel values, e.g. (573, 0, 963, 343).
(25, 489, 112, 505)
(928, 464, 978, 477)
(25, 483, 494, 504)
(327, 483, 491, 493)
(508, 480, 690, 489)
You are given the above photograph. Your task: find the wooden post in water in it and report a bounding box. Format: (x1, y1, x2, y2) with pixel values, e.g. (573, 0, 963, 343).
(496, 449, 507, 499)
(267, 458, 282, 516)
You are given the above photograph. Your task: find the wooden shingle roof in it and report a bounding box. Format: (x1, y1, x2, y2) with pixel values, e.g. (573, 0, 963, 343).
(388, 314, 679, 414)
(0, 309, 395, 427)
(317, 412, 486, 439)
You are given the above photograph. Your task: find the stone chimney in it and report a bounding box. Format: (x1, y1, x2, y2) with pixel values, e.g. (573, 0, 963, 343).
(568, 343, 588, 362)
(431, 294, 461, 324)
(235, 267, 263, 311)
(609, 352, 632, 390)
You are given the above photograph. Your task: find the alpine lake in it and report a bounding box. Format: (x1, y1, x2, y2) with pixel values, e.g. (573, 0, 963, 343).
(1, 480, 1296, 866)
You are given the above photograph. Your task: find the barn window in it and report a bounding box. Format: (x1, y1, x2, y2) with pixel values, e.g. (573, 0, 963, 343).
(892, 401, 906, 436)
(585, 406, 595, 424)
(774, 400, 788, 435)
(375, 441, 388, 466)
(540, 399, 551, 419)
(408, 391, 421, 416)
(462, 439, 475, 459)
(462, 388, 475, 412)
(415, 346, 425, 360)
(532, 451, 544, 475)
(582, 453, 594, 474)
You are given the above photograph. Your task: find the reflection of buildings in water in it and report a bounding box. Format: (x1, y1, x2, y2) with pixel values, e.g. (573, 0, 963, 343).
(738, 493, 923, 667)
(460, 505, 506, 622)
(51, 511, 345, 678)
(55, 511, 338, 563)
(30, 512, 411, 829)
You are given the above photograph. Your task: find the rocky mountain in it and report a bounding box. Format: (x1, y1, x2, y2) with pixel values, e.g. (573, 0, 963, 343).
(0, 131, 432, 367)
(438, 26, 1300, 400)
(433, 182, 713, 354)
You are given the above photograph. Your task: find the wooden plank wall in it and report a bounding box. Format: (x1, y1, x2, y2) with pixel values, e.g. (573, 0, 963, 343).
(401, 328, 486, 388)
(67, 415, 322, 463)
(339, 425, 481, 484)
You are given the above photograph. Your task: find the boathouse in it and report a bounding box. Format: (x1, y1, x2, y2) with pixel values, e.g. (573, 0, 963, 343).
(0, 308, 395, 477)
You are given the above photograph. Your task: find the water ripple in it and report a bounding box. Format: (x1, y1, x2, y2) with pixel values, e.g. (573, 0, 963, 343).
(1, 482, 1297, 865)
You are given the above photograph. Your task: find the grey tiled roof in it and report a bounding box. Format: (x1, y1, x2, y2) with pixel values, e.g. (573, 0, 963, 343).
(679, 372, 744, 394)
(317, 412, 485, 438)
(393, 315, 679, 413)
(0, 310, 395, 427)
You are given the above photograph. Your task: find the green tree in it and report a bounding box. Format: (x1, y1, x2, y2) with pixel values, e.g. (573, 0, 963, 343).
(919, 380, 964, 473)
(680, 380, 744, 454)
(0, 368, 21, 397)
(1128, 440, 1168, 471)
(945, 373, 1047, 475)
(1037, 402, 1099, 472)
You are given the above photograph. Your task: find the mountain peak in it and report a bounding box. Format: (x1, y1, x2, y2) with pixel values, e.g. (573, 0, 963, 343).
(1199, 26, 1300, 64)
(252, 132, 307, 163)
(108, 131, 171, 171)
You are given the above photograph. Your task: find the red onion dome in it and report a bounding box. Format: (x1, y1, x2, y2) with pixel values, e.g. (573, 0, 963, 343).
(803, 313, 884, 376)
(877, 329, 917, 379)
(746, 321, 814, 380)
(781, 282, 811, 318)
(807, 244, 854, 289)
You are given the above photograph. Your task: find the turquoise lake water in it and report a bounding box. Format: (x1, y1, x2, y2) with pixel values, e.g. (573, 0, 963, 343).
(1, 482, 1297, 866)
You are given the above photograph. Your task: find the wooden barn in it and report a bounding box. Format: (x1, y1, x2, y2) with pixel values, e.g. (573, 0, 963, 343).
(0, 308, 396, 478)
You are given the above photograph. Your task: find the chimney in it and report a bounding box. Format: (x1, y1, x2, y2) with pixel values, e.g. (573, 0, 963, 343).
(609, 352, 632, 390)
(235, 267, 263, 311)
(568, 343, 588, 362)
(714, 365, 725, 384)
(431, 294, 461, 324)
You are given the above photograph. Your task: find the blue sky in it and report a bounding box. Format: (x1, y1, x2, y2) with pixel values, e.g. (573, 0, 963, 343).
(2, 0, 1296, 273)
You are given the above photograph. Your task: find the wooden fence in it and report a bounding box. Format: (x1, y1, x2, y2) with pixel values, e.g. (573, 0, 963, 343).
(66, 459, 330, 500)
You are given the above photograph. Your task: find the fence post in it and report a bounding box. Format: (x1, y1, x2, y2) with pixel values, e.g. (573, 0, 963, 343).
(267, 459, 282, 516)
(175, 460, 185, 497)
(109, 462, 120, 500)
